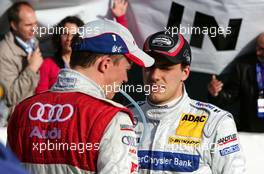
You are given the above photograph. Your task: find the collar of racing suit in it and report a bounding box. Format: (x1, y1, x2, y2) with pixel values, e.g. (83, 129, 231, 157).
(51, 69, 106, 99)
(144, 86, 190, 121)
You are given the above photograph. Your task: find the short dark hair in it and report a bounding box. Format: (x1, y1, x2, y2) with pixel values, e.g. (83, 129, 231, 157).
(7, 1, 33, 24)
(181, 62, 189, 71)
(70, 51, 104, 69)
(70, 50, 126, 69)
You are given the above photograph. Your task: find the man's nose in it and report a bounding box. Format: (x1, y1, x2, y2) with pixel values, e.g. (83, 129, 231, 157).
(123, 73, 128, 83)
(66, 34, 74, 41)
(149, 68, 161, 82)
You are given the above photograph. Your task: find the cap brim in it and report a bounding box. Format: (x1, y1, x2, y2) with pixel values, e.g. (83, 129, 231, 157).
(146, 51, 184, 65)
(125, 48, 155, 67)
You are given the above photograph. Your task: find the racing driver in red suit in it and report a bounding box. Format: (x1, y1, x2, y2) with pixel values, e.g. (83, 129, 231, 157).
(7, 19, 154, 174)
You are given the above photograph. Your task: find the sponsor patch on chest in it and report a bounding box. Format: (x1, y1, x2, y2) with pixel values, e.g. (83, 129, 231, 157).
(168, 136, 201, 146)
(176, 113, 208, 138)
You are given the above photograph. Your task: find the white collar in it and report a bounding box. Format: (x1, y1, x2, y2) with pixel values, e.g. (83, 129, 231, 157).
(51, 69, 106, 99)
(144, 86, 189, 121)
(15, 36, 35, 54)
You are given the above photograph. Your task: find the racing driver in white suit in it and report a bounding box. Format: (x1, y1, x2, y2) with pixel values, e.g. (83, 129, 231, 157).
(131, 31, 246, 174)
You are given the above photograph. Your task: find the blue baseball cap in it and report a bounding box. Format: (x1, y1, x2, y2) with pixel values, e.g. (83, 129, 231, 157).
(72, 19, 154, 67)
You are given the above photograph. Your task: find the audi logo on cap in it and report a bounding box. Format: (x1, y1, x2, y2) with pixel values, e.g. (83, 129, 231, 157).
(29, 102, 74, 122)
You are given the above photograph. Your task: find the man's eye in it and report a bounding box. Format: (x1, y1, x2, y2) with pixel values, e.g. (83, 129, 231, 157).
(145, 67, 152, 72)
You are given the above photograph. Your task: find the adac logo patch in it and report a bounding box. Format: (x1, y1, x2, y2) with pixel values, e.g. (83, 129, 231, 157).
(176, 113, 208, 138)
(181, 114, 206, 122)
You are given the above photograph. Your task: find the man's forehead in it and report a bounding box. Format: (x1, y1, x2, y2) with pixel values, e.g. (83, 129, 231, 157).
(257, 34, 264, 46)
(18, 5, 35, 18)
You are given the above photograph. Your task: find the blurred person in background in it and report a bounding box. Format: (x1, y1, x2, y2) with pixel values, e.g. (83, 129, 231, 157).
(208, 33, 264, 132)
(0, 84, 9, 126)
(0, 1, 43, 123)
(111, 0, 129, 27)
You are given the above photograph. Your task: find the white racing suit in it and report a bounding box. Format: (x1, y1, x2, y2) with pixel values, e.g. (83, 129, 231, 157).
(131, 88, 246, 174)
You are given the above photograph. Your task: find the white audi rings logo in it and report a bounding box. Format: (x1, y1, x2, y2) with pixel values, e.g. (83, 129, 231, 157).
(29, 102, 74, 122)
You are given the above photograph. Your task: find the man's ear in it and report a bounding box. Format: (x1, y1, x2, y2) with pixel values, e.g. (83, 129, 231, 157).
(181, 65, 190, 81)
(97, 55, 113, 73)
(10, 21, 18, 32)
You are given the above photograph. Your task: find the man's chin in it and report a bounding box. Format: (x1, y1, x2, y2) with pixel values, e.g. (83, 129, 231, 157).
(147, 93, 166, 104)
(28, 34, 35, 39)
(105, 91, 118, 100)
(23, 36, 33, 42)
